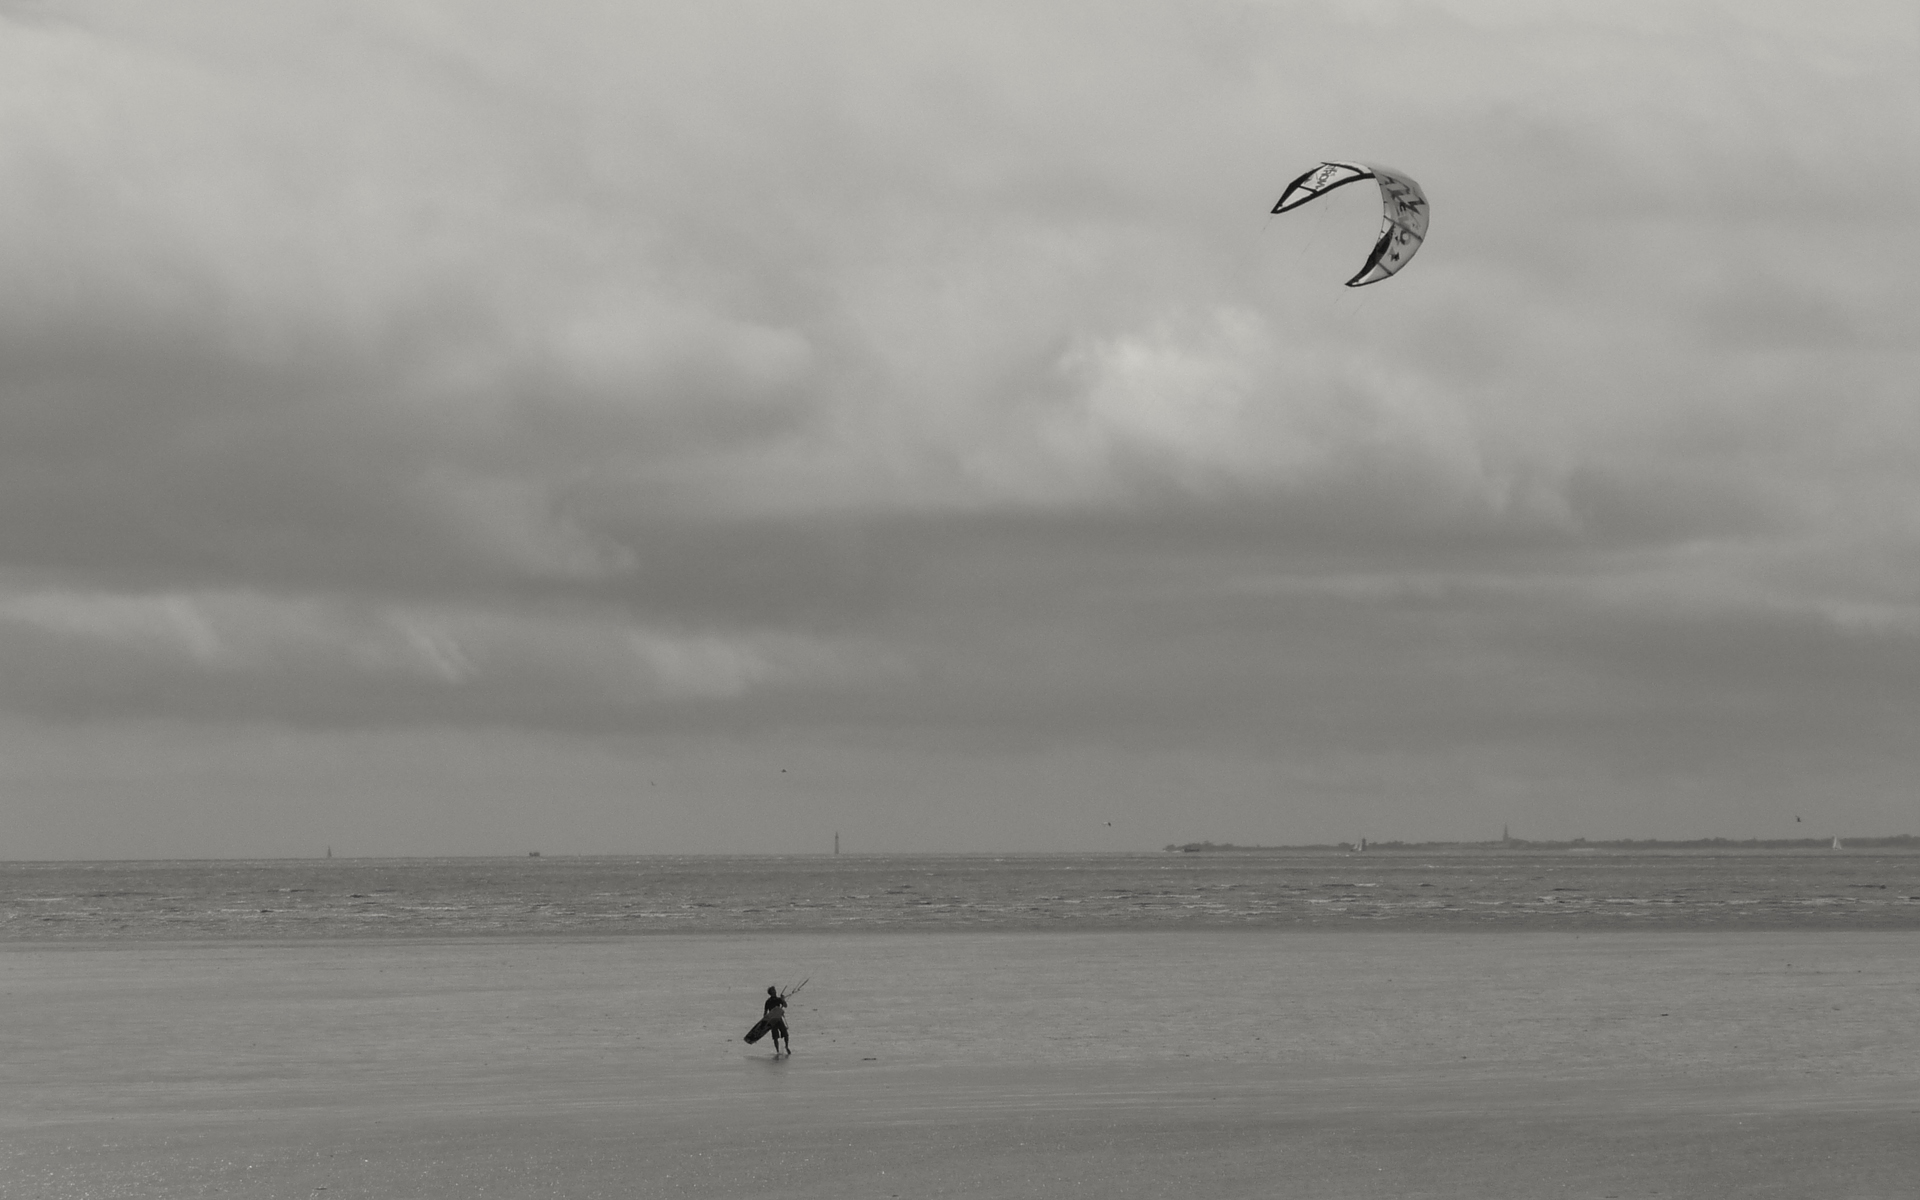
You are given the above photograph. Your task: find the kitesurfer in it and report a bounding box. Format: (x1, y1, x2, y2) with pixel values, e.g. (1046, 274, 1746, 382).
(764, 985, 791, 1054)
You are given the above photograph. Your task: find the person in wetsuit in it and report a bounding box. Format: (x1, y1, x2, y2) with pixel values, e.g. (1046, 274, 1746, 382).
(763, 985, 790, 1054)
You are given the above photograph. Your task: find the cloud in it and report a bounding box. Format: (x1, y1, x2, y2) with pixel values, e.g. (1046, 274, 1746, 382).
(0, 583, 909, 727)
(1, 1, 1917, 849)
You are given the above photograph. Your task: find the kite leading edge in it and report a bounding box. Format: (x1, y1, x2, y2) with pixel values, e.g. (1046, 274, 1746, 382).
(1272, 161, 1429, 287)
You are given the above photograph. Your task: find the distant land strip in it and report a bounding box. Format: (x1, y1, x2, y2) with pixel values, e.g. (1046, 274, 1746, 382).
(1166, 835, 1920, 852)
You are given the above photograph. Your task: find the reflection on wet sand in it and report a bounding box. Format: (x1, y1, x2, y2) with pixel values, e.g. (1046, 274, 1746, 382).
(5, 929, 1918, 1198)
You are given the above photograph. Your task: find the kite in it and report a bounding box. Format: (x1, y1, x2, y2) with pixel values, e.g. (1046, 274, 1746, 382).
(1272, 162, 1429, 287)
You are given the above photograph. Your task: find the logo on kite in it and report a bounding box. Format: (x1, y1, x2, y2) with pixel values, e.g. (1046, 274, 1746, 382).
(1272, 162, 1429, 287)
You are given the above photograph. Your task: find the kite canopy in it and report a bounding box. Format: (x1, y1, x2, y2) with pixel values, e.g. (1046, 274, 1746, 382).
(1272, 161, 1429, 287)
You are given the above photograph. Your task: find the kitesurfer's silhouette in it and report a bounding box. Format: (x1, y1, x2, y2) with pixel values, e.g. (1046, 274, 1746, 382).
(763, 985, 790, 1054)
(744, 980, 804, 1052)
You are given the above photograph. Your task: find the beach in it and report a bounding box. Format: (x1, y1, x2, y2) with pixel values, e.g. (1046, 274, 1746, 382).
(7, 3, 1918, 1195)
(5, 928, 1916, 1198)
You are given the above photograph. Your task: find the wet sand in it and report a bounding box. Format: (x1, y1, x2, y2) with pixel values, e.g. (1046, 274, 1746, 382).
(4, 930, 1916, 1198)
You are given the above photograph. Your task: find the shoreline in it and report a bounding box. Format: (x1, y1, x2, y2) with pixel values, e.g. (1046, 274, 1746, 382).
(7, 843, 1920, 863)
(9, 851, 1918, 942)
(11, 914, 1920, 950)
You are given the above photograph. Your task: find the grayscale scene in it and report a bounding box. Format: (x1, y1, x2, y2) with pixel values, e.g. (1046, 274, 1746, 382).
(3, 3, 1917, 1197)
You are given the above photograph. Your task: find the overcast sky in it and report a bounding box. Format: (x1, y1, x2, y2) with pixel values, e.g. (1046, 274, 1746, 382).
(2, 0, 1916, 857)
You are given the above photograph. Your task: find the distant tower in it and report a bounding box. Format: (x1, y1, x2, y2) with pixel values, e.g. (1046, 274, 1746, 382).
(1502, 824, 1509, 843)
(834, 832, 840, 856)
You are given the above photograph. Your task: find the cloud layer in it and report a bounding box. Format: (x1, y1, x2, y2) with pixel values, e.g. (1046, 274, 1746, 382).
(3, 1, 1917, 854)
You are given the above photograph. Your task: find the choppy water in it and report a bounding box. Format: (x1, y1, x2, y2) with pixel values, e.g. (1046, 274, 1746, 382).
(3, 851, 1917, 941)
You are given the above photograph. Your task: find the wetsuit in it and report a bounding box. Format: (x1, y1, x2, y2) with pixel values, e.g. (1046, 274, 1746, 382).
(764, 993, 790, 1050)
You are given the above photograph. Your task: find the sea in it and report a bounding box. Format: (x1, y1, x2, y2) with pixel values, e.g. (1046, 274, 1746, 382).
(4, 849, 1917, 941)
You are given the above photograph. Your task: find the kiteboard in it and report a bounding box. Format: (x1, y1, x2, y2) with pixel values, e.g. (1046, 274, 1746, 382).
(744, 1007, 788, 1044)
